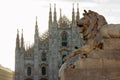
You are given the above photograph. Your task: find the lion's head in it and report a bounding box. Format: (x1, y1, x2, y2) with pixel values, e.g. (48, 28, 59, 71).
(77, 10, 107, 40)
(77, 17, 89, 33)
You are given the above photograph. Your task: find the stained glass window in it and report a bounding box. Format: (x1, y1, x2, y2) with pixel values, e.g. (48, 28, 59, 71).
(61, 31, 68, 47)
(27, 67, 31, 76)
(42, 67, 46, 75)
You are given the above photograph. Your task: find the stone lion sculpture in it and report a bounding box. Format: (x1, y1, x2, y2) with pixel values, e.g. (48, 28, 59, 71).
(64, 10, 120, 60)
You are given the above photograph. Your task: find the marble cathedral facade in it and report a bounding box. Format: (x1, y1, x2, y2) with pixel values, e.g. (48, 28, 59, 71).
(15, 4, 83, 80)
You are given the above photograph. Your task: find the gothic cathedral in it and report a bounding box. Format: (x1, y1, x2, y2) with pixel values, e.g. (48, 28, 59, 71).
(15, 4, 83, 80)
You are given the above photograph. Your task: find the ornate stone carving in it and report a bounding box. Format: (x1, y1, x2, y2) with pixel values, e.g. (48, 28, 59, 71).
(65, 10, 120, 60)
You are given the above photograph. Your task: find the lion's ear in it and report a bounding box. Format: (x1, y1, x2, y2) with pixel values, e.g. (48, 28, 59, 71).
(84, 10, 87, 13)
(83, 10, 88, 16)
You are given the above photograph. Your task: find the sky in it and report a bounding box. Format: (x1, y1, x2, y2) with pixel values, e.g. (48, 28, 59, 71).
(0, 0, 120, 71)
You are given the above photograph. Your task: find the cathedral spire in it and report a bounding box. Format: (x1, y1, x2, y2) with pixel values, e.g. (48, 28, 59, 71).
(76, 3, 80, 22)
(35, 16, 39, 36)
(54, 3, 57, 23)
(21, 29, 24, 49)
(60, 8, 62, 19)
(16, 29, 20, 50)
(49, 3, 52, 26)
(36, 16, 38, 26)
(72, 3, 75, 24)
(59, 8, 62, 24)
(34, 16, 39, 42)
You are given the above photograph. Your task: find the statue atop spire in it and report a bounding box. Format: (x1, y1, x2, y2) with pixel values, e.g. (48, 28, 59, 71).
(72, 3, 75, 24)
(16, 29, 20, 50)
(76, 3, 80, 22)
(35, 16, 38, 29)
(54, 3, 57, 23)
(77, 3, 79, 11)
(60, 8, 62, 19)
(36, 16, 38, 25)
(50, 3, 51, 12)
(21, 29, 24, 49)
(34, 16, 39, 43)
(54, 3, 56, 12)
(59, 8, 63, 26)
(49, 3, 52, 26)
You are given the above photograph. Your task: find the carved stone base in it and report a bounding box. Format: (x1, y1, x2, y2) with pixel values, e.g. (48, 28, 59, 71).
(59, 39, 120, 80)
(59, 58, 120, 80)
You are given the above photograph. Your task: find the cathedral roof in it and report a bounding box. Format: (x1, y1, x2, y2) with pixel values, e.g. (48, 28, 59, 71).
(39, 31, 49, 41)
(39, 31, 49, 49)
(58, 15, 71, 28)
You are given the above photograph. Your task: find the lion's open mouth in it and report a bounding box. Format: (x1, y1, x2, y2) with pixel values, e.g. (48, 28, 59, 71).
(78, 24, 83, 27)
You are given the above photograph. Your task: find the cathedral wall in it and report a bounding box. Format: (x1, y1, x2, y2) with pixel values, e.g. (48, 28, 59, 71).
(15, 3, 83, 80)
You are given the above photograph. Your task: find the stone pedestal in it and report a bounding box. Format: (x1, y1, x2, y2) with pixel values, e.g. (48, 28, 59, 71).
(59, 39, 120, 80)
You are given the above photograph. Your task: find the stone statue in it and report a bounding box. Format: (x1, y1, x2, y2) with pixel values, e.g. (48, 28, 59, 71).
(64, 10, 120, 61)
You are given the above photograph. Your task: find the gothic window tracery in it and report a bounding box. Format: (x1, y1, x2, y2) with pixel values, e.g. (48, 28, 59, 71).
(42, 52, 46, 61)
(27, 67, 31, 76)
(61, 31, 68, 47)
(26, 78, 33, 80)
(42, 67, 46, 75)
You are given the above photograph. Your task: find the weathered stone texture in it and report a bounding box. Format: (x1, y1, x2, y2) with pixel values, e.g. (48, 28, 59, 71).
(64, 68, 120, 80)
(59, 10, 120, 80)
(90, 39, 120, 58)
(103, 39, 120, 49)
(61, 58, 120, 80)
(15, 4, 82, 80)
(59, 39, 120, 80)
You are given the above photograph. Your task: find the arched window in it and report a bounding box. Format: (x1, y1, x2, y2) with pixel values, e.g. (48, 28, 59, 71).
(40, 78, 47, 80)
(62, 55, 66, 64)
(42, 67, 46, 75)
(27, 67, 31, 76)
(26, 78, 33, 80)
(61, 31, 68, 47)
(42, 52, 46, 61)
